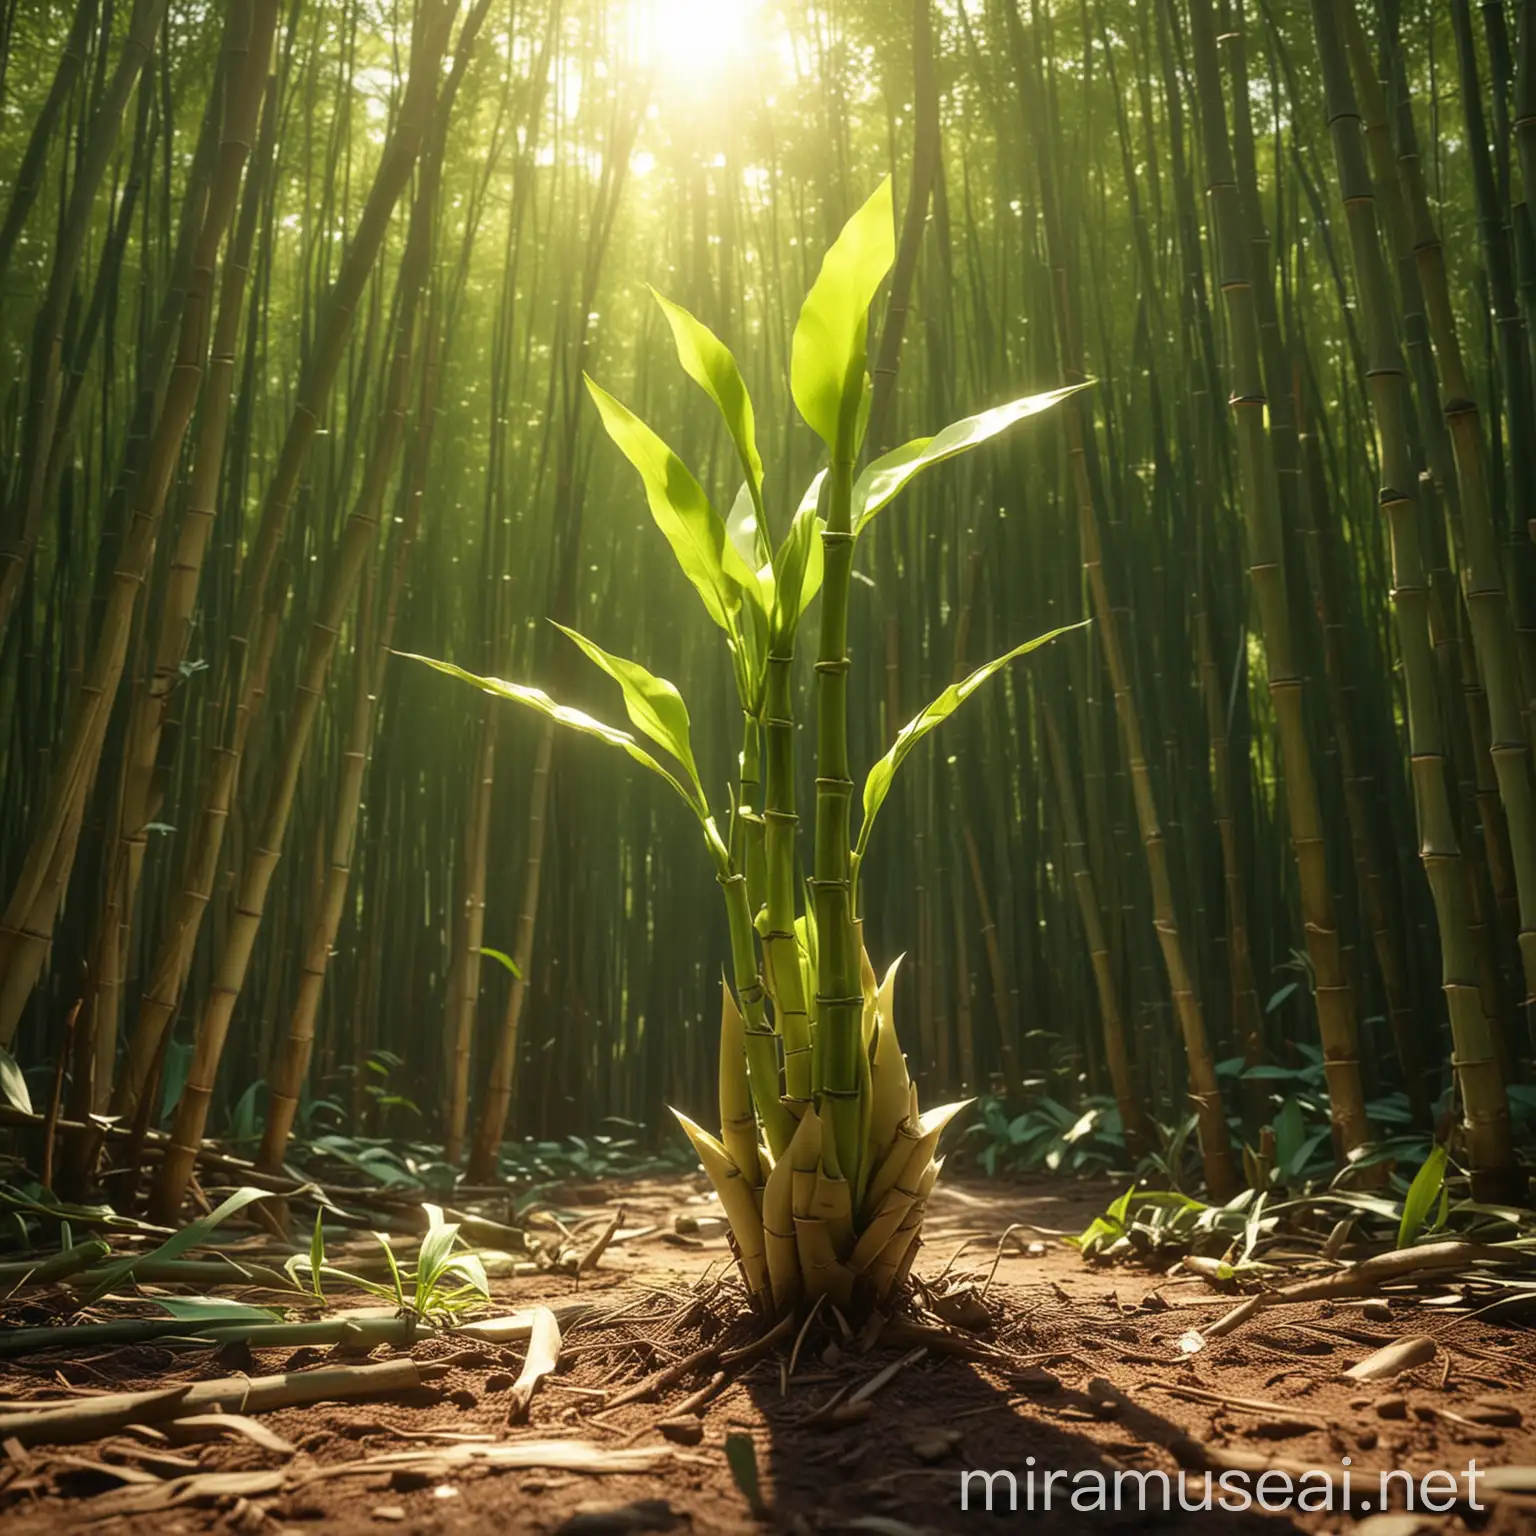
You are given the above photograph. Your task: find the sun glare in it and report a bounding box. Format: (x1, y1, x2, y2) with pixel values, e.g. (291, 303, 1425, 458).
(633, 0, 760, 83)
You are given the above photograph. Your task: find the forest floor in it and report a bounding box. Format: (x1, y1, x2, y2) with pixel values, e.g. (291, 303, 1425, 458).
(3, 1172, 1535, 1534)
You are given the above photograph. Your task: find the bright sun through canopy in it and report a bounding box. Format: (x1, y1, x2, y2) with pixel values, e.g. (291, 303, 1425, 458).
(634, 0, 760, 80)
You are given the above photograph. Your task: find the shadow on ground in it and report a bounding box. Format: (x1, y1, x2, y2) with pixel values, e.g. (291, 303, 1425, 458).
(738, 1325, 1311, 1534)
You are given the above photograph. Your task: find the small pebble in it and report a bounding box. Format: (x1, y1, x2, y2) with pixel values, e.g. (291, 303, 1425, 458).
(1013, 1366, 1061, 1395)
(1353, 1514, 1438, 1536)
(556, 1497, 682, 1534)
(389, 1467, 437, 1492)
(658, 1415, 704, 1446)
(372, 1509, 406, 1524)
(1357, 1428, 1378, 1450)
(1249, 1418, 1317, 1439)
(908, 1429, 962, 1463)
(1376, 1394, 1408, 1420)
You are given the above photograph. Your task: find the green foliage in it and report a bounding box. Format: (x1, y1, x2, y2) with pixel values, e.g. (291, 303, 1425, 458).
(724, 1430, 767, 1517)
(581, 379, 748, 639)
(964, 1093, 1126, 1177)
(653, 288, 764, 516)
(225, 1079, 265, 1144)
(82, 1186, 277, 1302)
(852, 383, 1089, 533)
(1398, 1143, 1450, 1248)
(767, 472, 826, 649)
(553, 623, 706, 802)
(854, 622, 1089, 887)
(477, 946, 522, 979)
(0, 1047, 31, 1114)
(1071, 1186, 1223, 1262)
(398, 651, 715, 831)
(310, 1204, 490, 1323)
(789, 177, 894, 455)
(308, 1209, 326, 1301)
(403, 185, 1080, 1302)
(308, 1133, 424, 1188)
(149, 1295, 282, 1324)
(1217, 1046, 1437, 1193)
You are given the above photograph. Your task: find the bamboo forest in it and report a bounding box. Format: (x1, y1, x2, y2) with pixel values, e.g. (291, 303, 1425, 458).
(2, 0, 1536, 1528)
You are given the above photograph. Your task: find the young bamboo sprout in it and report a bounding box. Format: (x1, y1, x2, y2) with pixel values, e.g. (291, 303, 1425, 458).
(407, 180, 1085, 1313)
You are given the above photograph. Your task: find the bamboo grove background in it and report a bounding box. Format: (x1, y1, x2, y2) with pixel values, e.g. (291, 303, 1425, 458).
(2, 0, 1535, 1205)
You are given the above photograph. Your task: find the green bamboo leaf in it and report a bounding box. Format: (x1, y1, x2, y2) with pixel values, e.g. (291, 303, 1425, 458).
(553, 623, 706, 800)
(584, 375, 741, 634)
(309, 1208, 326, 1300)
(724, 1430, 767, 1517)
(84, 1186, 276, 1302)
(853, 383, 1090, 536)
(790, 177, 895, 454)
(854, 622, 1088, 869)
(1398, 1143, 1449, 1247)
(722, 482, 772, 701)
(150, 1295, 281, 1323)
(0, 1047, 32, 1115)
(415, 1203, 461, 1299)
(652, 289, 764, 513)
(727, 481, 771, 574)
(374, 1230, 405, 1308)
(478, 946, 522, 979)
(770, 471, 827, 646)
(441, 1251, 490, 1300)
(398, 652, 708, 823)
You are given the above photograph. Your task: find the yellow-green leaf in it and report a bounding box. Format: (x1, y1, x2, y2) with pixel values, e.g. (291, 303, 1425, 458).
(398, 651, 707, 823)
(854, 622, 1089, 869)
(0, 1047, 32, 1115)
(653, 289, 764, 513)
(853, 383, 1089, 536)
(553, 623, 705, 801)
(1398, 1143, 1449, 1248)
(769, 471, 827, 647)
(790, 178, 894, 455)
(584, 376, 739, 635)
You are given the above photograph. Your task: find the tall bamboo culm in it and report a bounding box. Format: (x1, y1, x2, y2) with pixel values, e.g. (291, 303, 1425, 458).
(1311, 0, 1515, 1199)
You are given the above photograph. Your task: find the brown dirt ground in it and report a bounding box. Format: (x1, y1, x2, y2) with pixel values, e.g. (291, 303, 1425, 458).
(3, 1173, 1535, 1534)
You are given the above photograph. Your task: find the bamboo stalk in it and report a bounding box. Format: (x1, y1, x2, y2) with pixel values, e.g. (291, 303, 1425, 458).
(150, 34, 462, 1220)
(1189, 0, 1369, 1160)
(114, 1, 461, 1127)
(1043, 700, 1149, 1146)
(1311, 0, 1516, 1198)
(0, 0, 172, 639)
(1008, 0, 1238, 1197)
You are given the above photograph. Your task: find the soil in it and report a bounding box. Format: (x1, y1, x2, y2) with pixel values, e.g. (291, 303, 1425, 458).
(3, 1173, 1535, 1534)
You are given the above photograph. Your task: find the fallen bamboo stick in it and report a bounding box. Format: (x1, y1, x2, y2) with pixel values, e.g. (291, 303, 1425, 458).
(0, 1239, 112, 1289)
(0, 1357, 441, 1446)
(1204, 1242, 1520, 1340)
(0, 1313, 426, 1360)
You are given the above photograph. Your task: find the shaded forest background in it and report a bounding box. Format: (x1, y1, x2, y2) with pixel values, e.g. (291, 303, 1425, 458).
(2, 0, 1534, 1202)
